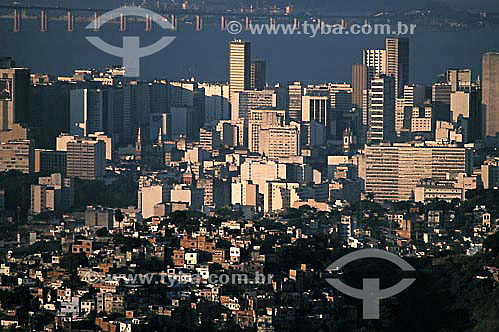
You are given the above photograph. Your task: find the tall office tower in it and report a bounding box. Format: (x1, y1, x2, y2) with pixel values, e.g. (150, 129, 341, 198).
(288, 81, 303, 122)
(367, 76, 396, 144)
(30, 82, 71, 149)
(259, 124, 300, 158)
(365, 143, 470, 201)
(483, 52, 499, 137)
(105, 86, 124, 145)
(302, 95, 330, 137)
(352, 64, 368, 109)
(0, 67, 30, 133)
(251, 59, 266, 90)
(170, 80, 205, 140)
(70, 88, 104, 137)
(432, 83, 452, 122)
(229, 40, 251, 103)
(385, 37, 410, 98)
(231, 89, 279, 120)
(330, 90, 353, 140)
(248, 109, 286, 153)
(395, 84, 426, 137)
(450, 87, 482, 142)
(198, 83, 230, 125)
(66, 139, 106, 180)
(447, 69, 472, 92)
(363, 49, 386, 86)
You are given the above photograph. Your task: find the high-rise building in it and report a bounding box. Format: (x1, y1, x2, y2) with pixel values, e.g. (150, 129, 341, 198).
(31, 173, 73, 213)
(302, 95, 330, 136)
(288, 81, 303, 122)
(432, 83, 452, 122)
(0, 67, 30, 133)
(483, 52, 499, 137)
(385, 37, 410, 98)
(229, 40, 251, 103)
(34, 149, 67, 175)
(352, 64, 368, 109)
(198, 83, 230, 125)
(363, 49, 386, 86)
(66, 139, 106, 180)
(447, 69, 472, 92)
(251, 59, 266, 90)
(395, 85, 426, 137)
(231, 89, 279, 120)
(450, 88, 482, 142)
(367, 76, 396, 144)
(248, 109, 286, 153)
(259, 123, 301, 158)
(70, 88, 104, 136)
(365, 143, 471, 201)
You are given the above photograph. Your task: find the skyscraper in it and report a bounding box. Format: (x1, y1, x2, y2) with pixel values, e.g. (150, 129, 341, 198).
(288, 81, 303, 122)
(385, 37, 410, 98)
(367, 76, 396, 144)
(70, 88, 104, 137)
(251, 59, 266, 90)
(483, 52, 499, 137)
(0, 67, 30, 132)
(352, 64, 368, 109)
(229, 40, 251, 103)
(363, 49, 386, 86)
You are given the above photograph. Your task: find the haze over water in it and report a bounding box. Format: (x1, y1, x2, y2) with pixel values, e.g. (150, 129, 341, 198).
(2, 19, 498, 84)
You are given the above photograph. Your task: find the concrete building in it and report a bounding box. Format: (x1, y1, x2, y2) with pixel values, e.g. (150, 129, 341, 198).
(288, 81, 303, 122)
(34, 149, 67, 175)
(362, 49, 386, 86)
(231, 180, 259, 207)
(69, 88, 104, 136)
(447, 69, 472, 92)
(414, 179, 465, 203)
(66, 139, 106, 180)
(365, 143, 471, 201)
(385, 37, 409, 98)
(0, 67, 30, 133)
(481, 158, 499, 189)
(264, 181, 300, 213)
(229, 40, 251, 104)
(302, 95, 330, 137)
(0, 139, 34, 173)
(170, 185, 203, 211)
(248, 109, 286, 153)
(141, 184, 170, 219)
(259, 124, 300, 159)
(198, 83, 230, 125)
(85, 206, 114, 228)
(367, 76, 396, 144)
(231, 89, 278, 120)
(250, 59, 266, 91)
(31, 173, 73, 213)
(482, 53, 499, 137)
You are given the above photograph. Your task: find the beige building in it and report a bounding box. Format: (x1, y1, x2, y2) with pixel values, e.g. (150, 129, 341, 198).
(248, 109, 286, 153)
(259, 124, 300, 159)
(31, 173, 73, 213)
(231, 180, 259, 207)
(483, 53, 499, 137)
(264, 181, 300, 213)
(0, 139, 34, 173)
(365, 143, 471, 201)
(229, 40, 251, 105)
(66, 139, 106, 180)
